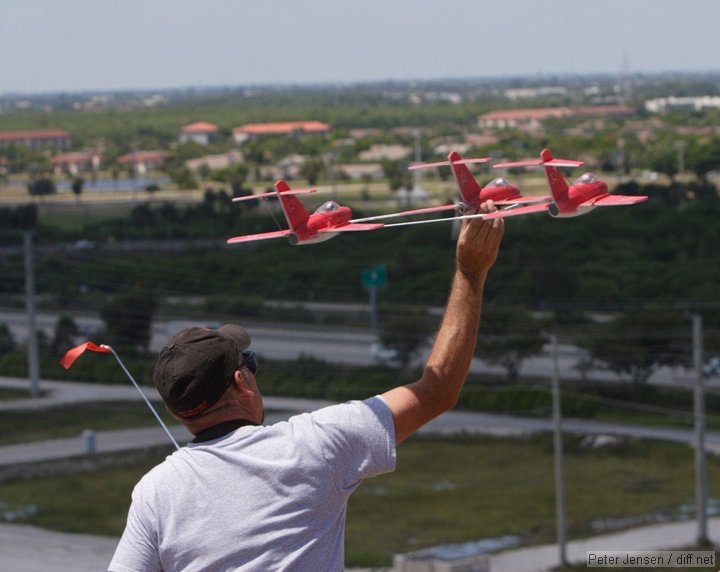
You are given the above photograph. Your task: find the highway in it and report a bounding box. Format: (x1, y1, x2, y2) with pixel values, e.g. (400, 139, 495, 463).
(1, 308, 715, 389)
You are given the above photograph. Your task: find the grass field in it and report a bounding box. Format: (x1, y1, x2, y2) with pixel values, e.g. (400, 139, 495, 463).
(0, 433, 716, 567)
(0, 402, 179, 445)
(0, 387, 40, 401)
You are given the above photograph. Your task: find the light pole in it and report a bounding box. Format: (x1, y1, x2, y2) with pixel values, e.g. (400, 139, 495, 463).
(551, 334, 568, 567)
(692, 313, 708, 545)
(23, 228, 40, 397)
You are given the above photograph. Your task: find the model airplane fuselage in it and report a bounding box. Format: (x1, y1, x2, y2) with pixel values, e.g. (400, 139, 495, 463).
(487, 148, 648, 220)
(287, 200, 355, 245)
(227, 181, 382, 246)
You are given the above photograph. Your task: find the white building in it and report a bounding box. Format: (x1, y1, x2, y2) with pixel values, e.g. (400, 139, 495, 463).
(645, 96, 720, 113)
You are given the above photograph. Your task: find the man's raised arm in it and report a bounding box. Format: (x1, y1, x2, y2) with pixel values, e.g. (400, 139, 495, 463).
(381, 201, 504, 443)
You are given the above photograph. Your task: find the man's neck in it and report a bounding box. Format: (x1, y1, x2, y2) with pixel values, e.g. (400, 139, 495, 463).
(191, 418, 259, 443)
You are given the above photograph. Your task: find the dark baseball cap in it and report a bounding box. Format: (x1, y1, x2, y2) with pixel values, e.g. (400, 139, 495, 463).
(153, 325, 251, 419)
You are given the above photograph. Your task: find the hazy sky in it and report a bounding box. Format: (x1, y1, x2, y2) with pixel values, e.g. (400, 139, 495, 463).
(2, 0, 719, 94)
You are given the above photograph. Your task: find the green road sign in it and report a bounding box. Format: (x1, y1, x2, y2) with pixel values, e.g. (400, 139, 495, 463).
(361, 265, 387, 289)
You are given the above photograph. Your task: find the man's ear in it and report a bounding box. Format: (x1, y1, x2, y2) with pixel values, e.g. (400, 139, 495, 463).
(233, 370, 255, 396)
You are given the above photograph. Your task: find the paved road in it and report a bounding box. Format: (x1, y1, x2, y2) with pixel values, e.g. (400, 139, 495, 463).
(3, 309, 716, 386)
(2, 376, 719, 467)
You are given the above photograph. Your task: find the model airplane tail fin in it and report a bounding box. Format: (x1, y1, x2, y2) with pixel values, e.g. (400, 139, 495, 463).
(540, 149, 570, 203)
(448, 151, 484, 205)
(275, 180, 310, 230)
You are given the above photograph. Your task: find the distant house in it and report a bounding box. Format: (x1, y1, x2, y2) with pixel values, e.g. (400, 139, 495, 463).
(117, 150, 170, 174)
(358, 144, 412, 163)
(0, 129, 72, 150)
(349, 128, 381, 140)
(51, 151, 103, 175)
(338, 163, 384, 180)
(574, 105, 634, 119)
(478, 108, 573, 130)
(185, 150, 244, 173)
(478, 105, 633, 130)
(179, 122, 219, 145)
(232, 121, 330, 144)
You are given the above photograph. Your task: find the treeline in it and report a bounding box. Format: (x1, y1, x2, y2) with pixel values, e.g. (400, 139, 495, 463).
(1, 183, 719, 314)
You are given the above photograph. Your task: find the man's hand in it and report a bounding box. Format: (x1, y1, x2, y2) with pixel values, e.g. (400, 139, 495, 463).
(455, 200, 505, 285)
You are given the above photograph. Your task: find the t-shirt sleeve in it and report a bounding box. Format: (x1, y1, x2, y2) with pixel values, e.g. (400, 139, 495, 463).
(304, 395, 397, 492)
(108, 485, 163, 572)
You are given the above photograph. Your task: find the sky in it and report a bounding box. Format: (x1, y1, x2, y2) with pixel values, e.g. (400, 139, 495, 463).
(1, 0, 719, 94)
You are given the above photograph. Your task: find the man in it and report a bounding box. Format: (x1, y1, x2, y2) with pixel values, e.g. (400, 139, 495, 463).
(109, 201, 504, 572)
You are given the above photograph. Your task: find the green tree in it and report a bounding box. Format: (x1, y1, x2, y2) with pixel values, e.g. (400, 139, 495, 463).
(71, 177, 84, 203)
(381, 160, 404, 191)
(646, 147, 678, 182)
(9, 204, 38, 230)
(474, 306, 548, 381)
(378, 307, 435, 371)
(169, 167, 198, 191)
(0, 323, 15, 355)
(687, 139, 720, 184)
(51, 316, 79, 358)
(579, 310, 689, 385)
(100, 289, 158, 350)
(27, 177, 56, 197)
(300, 155, 325, 186)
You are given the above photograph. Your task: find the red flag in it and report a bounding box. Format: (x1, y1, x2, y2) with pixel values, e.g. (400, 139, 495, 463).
(60, 341, 112, 369)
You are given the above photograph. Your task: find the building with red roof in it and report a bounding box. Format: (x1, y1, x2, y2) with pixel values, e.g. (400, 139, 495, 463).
(232, 121, 330, 144)
(478, 105, 634, 130)
(51, 151, 103, 175)
(0, 129, 72, 150)
(179, 122, 219, 145)
(117, 150, 170, 174)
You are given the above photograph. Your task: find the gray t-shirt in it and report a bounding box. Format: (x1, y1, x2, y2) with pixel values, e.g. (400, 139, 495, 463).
(108, 396, 396, 571)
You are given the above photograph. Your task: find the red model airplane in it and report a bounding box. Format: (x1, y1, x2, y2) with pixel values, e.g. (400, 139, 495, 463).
(227, 180, 383, 246)
(482, 148, 648, 220)
(352, 150, 546, 225)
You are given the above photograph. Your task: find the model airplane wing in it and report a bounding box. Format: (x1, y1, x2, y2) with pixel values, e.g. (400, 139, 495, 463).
(494, 159, 584, 168)
(583, 194, 649, 207)
(227, 229, 293, 244)
(232, 188, 317, 202)
(481, 202, 550, 220)
(494, 195, 551, 205)
(409, 157, 492, 170)
(319, 222, 384, 233)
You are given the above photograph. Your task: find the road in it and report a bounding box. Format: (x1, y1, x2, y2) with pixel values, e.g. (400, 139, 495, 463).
(2, 309, 715, 388)
(2, 376, 720, 467)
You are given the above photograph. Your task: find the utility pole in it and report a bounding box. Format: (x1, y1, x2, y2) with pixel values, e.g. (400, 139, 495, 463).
(693, 313, 708, 545)
(551, 334, 568, 567)
(23, 229, 40, 397)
